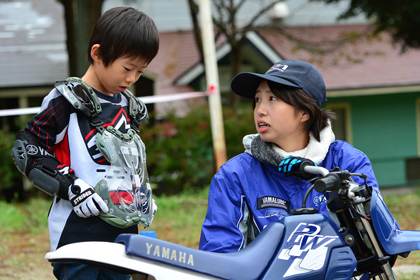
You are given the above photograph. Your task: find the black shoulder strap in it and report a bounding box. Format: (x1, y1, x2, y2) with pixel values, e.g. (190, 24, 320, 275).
(55, 78, 148, 134)
(54, 77, 105, 133)
(121, 90, 149, 132)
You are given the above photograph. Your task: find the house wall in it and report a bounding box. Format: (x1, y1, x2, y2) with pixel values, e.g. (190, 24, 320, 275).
(327, 91, 420, 188)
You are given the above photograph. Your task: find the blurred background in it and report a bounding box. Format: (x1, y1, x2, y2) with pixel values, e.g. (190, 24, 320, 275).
(1, 0, 420, 278)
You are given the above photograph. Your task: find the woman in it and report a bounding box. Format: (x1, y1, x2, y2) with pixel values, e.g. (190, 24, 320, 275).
(199, 60, 379, 253)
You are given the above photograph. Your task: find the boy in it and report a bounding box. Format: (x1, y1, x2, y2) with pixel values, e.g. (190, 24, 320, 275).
(11, 7, 159, 280)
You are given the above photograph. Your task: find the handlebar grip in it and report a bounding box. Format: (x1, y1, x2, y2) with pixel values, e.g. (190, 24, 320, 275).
(314, 173, 341, 193)
(298, 161, 318, 180)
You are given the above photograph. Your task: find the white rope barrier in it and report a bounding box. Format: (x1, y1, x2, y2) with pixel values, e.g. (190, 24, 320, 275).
(0, 91, 209, 117)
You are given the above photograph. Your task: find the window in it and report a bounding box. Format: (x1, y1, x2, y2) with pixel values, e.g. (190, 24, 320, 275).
(328, 103, 351, 144)
(404, 98, 420, 182)
(406, 158, 420, 181)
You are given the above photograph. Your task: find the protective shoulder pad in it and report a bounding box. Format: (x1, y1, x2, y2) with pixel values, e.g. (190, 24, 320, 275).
(54, 77, 102, 117)
(121, 89, 149, 130)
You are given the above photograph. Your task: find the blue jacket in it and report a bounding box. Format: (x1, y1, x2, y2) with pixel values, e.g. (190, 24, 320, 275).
(199, 140, 378, 252)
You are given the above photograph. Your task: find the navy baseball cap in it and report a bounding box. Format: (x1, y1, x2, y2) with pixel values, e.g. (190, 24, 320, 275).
(231, 60, 327, 107)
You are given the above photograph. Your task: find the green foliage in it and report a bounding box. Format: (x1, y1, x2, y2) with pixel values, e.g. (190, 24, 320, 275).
(312, 0, 420, 51)
(223, 102, 256, 159)
(141, 106, 214, 195)
(0, 102, 256, 200)
(0, 128, 23, 200)
(141, 103, 255, 195)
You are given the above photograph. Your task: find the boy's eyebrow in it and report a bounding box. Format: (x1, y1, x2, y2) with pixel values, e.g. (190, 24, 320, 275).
(126, 61, 148, 68)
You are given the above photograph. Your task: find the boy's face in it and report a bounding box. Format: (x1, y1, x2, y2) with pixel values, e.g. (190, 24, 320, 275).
(89, 47, 148, 96)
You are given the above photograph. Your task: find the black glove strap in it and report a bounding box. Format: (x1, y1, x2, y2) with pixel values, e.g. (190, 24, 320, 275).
(70, 188, 94, 207)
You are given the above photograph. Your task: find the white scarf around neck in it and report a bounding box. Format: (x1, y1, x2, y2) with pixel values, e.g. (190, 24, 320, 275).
(271, 122, 335, 164)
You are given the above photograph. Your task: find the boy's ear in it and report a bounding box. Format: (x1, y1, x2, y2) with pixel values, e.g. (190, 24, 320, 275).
(90, 44, 102, 64)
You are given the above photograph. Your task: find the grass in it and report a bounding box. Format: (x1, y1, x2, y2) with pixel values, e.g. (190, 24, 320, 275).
(379, 189, 420, 231)
(0, 198, 50, 233)
(143, 187, 209, 248)
(0, 186, 419, 279)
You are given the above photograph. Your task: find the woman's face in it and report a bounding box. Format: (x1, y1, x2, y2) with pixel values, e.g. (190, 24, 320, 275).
(253, 80, 309, 151)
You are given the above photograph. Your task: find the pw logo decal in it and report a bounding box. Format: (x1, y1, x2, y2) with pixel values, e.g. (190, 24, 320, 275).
(277, 223, 338, 277)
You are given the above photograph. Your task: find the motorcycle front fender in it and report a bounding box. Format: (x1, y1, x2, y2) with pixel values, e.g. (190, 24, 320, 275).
(370, 187, 420, 255)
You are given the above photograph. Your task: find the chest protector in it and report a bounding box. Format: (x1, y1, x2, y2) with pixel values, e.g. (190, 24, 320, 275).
(54, 77, 154, 228)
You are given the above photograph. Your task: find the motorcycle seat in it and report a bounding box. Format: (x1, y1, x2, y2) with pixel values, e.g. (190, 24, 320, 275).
(115, 221, 284, 280)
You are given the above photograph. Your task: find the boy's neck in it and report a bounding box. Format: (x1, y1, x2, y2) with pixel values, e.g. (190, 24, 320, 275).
(92, 88, 119, 101)
(82, 65, 117, 97)
(81, 66, 120, 101)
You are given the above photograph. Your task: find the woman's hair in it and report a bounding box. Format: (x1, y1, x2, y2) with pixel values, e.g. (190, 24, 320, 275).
(253, 81, 336, 142)
(87, 7, 159, 67)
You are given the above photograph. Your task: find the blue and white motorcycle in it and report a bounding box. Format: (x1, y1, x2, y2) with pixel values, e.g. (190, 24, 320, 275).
(45, 164, 420, 280)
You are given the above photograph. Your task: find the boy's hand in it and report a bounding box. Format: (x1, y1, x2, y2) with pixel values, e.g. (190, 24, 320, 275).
(68, 179, 109, 218)
(279, 156, 318, 179)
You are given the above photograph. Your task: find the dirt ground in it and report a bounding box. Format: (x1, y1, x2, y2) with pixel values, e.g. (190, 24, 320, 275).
(1, 229, 419, 280)
(0, 230, 55, 280)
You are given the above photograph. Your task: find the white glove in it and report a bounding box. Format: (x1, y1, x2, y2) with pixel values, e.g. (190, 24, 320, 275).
(149, 198, 158, 226)
(68, 178, 109, 218)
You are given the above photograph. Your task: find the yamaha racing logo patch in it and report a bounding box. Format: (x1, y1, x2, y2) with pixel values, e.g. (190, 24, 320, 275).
(277, 223, 339, 277)
(257, 196, 290, 211)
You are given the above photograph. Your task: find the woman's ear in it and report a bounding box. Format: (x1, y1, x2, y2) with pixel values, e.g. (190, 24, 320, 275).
(301, 111, 310, 122)
(90, 44, 102, 64)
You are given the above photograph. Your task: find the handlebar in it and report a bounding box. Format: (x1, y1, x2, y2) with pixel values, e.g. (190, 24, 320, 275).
(302, 165, 329, 177)
(297, 165, 371, 221)
(313, 173, 341, 192)
(301, 165, 352, 193)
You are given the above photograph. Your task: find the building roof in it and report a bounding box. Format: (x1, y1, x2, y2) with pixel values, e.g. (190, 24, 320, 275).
(147, 30, 201, 96)
(104, 0, 369, 33)
(168, 25, 420, 96)
(258, 25, 420, 92)
(0, 0, 68, 88)
(1, 0, 419, 98)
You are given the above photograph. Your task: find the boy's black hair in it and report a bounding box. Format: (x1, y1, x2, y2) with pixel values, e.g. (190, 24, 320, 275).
(253, 82, 336, 142)
(87, 7, 159, 67)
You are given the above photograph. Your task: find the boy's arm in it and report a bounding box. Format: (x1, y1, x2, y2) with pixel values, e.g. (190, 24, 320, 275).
(12, 92, 108, 217)
(12, 92, 73, 198)
(12, 129, 71, 198)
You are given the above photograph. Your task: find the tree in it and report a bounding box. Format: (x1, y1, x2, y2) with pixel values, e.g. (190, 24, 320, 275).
(57, 0, 104, 77)
(311, 0, 420, 52)
(188, 0, 420, 106)
(187, 0, 284, 106)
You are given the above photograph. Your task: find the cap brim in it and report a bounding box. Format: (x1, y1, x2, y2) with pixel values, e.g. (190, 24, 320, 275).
(231, 72, 300, 99)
